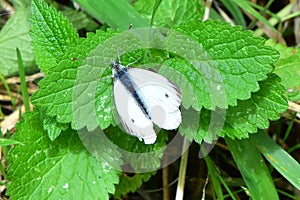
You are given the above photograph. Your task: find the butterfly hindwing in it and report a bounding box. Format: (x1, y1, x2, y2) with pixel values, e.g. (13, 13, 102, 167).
(113, 78, 157, 144)
(127, 68, 182, 130)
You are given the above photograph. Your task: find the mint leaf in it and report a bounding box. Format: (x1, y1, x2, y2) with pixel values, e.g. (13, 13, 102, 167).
(6, 112, 120, 199)
(0, 6, 35, 77)
(195, 74, 288, 143)
(114, 172, 155, 199)
(42, 114, 69, 141)
(134, 0, 204, 28)
(153, 0, 204, 28)
(105, 127, 168, 172)
(29, 0, 78, 74)
(30, 4, 283, 145)
(133, 0, 155, 21)
(95, 68, 114, 129)
(32, 24, 143, 132)
(62, 9, 99, 31)
(31, 30, 118, 130)
(266, 40, 300, 101)
(166, 20, 279, 109)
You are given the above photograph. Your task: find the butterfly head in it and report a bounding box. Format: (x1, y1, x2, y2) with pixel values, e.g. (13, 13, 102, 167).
(111, 60, 121, 70)
(111, 60, 126, 77)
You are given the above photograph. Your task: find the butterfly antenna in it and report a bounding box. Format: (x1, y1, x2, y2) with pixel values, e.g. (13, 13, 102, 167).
(125, 57, 142, 68)
(117, 49, 121, 64)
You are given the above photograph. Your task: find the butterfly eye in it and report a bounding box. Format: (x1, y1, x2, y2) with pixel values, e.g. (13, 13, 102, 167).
(131, 119, 135, 123)
(165, 93, 169, 98)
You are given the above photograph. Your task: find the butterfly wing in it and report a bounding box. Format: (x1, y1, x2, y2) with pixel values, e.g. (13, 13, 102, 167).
(113, 77, 157, 144)
(127, 68, 182, 130)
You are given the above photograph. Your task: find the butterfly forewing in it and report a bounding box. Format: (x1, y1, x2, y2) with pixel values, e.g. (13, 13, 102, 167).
(127, 68, 182, 130)
(113, 78, 157, 144)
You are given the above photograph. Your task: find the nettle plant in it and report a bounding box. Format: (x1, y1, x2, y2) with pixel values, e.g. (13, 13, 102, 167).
(5, 0, 299, 199)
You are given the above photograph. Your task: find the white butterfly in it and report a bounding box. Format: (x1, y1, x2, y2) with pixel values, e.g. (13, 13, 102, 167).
(112, 60, 182, 144)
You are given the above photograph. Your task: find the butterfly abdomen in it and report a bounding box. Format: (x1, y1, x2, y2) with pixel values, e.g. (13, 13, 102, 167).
(116, 68, 151, 120)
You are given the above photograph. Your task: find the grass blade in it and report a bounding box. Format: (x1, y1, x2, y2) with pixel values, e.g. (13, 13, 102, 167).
(204, 155, 224, 199)
(16, 48, 30, 112)
(226, 135, 279, 200)
(74, 0, 149, 30)
(219, 0, 246, 27)
(250, 130, 300, 190)
(231, 0, 278, 33)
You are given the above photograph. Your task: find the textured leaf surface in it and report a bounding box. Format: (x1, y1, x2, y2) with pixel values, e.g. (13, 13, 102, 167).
(167, 20, 279, 109)
(105, 127, 168, 172)
(42, 115, 69, 141)
(114, 172, 155, 199)
(134, 0, 204, 28)
(195, 74, 288, 143)
(30, 0, 117, 130)
(62, 9, 99, 31)
(30, 3, 283, 143)
(0, 6, 35, 77)
(29, 0, 78, 74)
(266, 40, 300, 101)
(6, 112, 120, 200)
(95, 68, 114, 130)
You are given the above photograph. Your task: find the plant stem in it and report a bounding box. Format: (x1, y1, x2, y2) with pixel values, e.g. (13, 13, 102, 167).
(175, 137, 189, 200)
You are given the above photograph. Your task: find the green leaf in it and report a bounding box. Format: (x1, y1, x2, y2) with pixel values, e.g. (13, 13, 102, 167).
(250, 130, 300, 190)
(29, 0, 78, 74)
(12, 0, 31, 8)
(74, 0, 149, 30)
(31, 30, 120, 131)
(6, 112, 120, 199)
(0, 139, 23, 146)
(168, 20, 278, 109)
(105, 127, 168, 172)
(30, 0, 117, 130)
(225, 136, 279, 200)
(62, 9, 99, 31)
(134, 0, 204, 28)
(32, 18, 283, 141)
(265, 40, 300, 101)
(114, 172, 155, 199)
(42, 115, 69, 141)
(154, 0, 204, 28)
(95, 68, 114, 130)
(178, 108, 200, 141)
(204, 155, 224, 199)
(195, 74, 287, 143)
(133, 0, 155, 20)
(0, 6, 35, 77)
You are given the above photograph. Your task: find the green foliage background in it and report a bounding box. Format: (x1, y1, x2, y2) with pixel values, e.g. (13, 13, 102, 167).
(1, 0, 299, 199)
